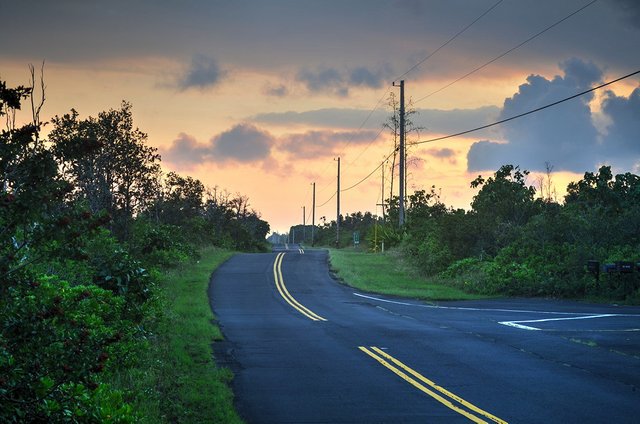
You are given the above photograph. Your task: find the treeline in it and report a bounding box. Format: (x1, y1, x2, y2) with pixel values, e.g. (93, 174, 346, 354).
(1, 78, 268, 421)
(316, 164, 640, 301)
(287, 211, 378, 247)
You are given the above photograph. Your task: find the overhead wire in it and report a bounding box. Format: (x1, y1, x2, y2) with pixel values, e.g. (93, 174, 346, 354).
(341, 148, 397, 192)
(326, 0, 603, 198)
(410, 68, 640, 146)
(332, 68, 640, 193)
(346, 126, 386, 165)
(314, 0, 505, 208)
(413, 0, 599, 104)
(316, 191, 337, 208)
(339, 0, 505, 164)
(395, 0, 504, 81)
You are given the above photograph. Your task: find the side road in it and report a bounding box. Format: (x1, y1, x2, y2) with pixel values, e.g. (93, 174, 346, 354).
(210, 246, 640, 423)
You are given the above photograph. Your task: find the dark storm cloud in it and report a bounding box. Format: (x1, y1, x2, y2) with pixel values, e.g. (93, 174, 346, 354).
(297, 68, 346, 95)
(612, 0, 640, 29)
(467, 59, 604, 173)
(280, 130, 378, 159)
(162, 124, 275, 168)
(177, 54, 225, 90)
(2, 0, 638, 80)
(600, 86, 640, 171)
(211, 124, 275, 162)
(349, 64, 393, 89)
(296, 64, 394, 96)
(162, 126, 378, 166)
(161, 133, 210, 169)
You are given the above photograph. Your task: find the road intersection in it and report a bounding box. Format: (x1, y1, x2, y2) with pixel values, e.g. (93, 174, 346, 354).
(210, 246, 640, 423)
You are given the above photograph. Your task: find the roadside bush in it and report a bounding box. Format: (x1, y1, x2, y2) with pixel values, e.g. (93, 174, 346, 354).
(441, 258, 490, 293)
(403, 229, 453, 276)
(128, 220, 196, 268)
(0, 277, 139, 423)
(84, 230, 156, 321)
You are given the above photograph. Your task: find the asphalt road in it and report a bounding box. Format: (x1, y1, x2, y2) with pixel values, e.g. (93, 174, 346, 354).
(209, 245, 640, 424)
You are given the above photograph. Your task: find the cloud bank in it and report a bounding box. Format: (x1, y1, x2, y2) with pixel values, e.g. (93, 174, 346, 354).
(467, 58, 640, 173)
(162, 124, 274, 168)
(162, 126, 379, 169)
(296, 64, 394, 96)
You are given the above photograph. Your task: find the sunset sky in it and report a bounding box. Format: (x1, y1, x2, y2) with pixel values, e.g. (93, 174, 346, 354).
(2, 0, 639, 233)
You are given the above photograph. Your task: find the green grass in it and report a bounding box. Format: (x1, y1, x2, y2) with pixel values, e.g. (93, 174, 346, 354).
(328, 248, 489, 301)
(121, 247, 244, 423)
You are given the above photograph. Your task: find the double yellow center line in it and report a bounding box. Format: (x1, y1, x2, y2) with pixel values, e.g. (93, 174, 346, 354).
(359, 346, 507, 424)
(273, 252, 326, 321)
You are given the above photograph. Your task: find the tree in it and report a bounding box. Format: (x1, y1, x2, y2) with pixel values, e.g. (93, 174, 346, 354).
(50, 102, 162, 240)
(159, 171, 205, 225)
(382, 92, 423, 208)
(0, 76, 91, 285)
(469, 165, 538, 255)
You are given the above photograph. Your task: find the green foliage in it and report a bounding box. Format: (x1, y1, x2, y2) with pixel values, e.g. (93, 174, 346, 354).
(49, 102, 162, 242)
(313, 211, 380, 248)
(128, 219, 196, 268)
(1, 75, 259, 422)
(148, 247, 243, 423)
(0, 277, 138, 423)
(328, 248, 487, 301)
(400, 165, 640, 301)
(366, 223, 402, 251)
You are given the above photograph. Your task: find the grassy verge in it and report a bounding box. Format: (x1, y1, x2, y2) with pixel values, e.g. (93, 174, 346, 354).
(328, 248, 489, 301)
(122, 246, 243, 423)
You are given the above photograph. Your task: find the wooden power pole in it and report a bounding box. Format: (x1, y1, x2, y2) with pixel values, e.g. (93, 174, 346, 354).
(336, 157, 340, 247)
(311, 182, 316, 246)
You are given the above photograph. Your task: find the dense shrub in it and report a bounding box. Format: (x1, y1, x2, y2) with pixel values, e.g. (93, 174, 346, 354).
(0, 277, 138, 422)
(370, 165, 640, 300)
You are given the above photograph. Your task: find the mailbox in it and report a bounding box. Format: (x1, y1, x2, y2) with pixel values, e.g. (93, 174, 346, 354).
(617, 261, 634, 274)
(586, 260, 599, 274)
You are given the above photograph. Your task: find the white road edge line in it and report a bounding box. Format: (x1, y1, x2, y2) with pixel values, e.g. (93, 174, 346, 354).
(353, 293, 640, 332)
(353, 292, 640, 316)
(498, 314, 618, 331)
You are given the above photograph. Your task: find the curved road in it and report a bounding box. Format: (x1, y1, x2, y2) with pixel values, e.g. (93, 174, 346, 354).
(209, 246, 640, 423)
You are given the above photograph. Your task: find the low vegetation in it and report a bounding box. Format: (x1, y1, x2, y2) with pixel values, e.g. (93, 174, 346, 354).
(298, 164, 640, 304)
(329, 248, 487, 301)
(1, 75, 262, 421)
(121, 247, 242, 424)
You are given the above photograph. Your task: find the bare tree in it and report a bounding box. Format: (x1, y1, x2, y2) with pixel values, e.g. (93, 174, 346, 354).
(29, 62, 46, 133)
(382, 92, 424, 209)
(536, 162, 557, 203)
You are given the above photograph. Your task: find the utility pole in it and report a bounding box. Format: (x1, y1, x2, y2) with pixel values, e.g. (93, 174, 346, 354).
(311, 182, 316, 246)
(376, 160, 387, 221)
(302, 206, 306, 243)
(393, 80, 406, 227)
(335, 157, 341, 248)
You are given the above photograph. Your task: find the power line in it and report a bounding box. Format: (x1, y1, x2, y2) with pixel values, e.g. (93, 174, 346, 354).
(342, 149, 397, 192)
(346, 126, 386, 165)
(316, 191, 336, 208)
(315, 0, 505, 190)
(328, 68, 639, 196)
(414, 0, 599, 104)
(312, 0, 610, 218)
(396, 0, 504, 81)
(410, 68, 640, 146)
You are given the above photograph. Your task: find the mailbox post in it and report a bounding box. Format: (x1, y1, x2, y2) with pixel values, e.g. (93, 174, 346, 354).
(587, 260, 600, 283)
